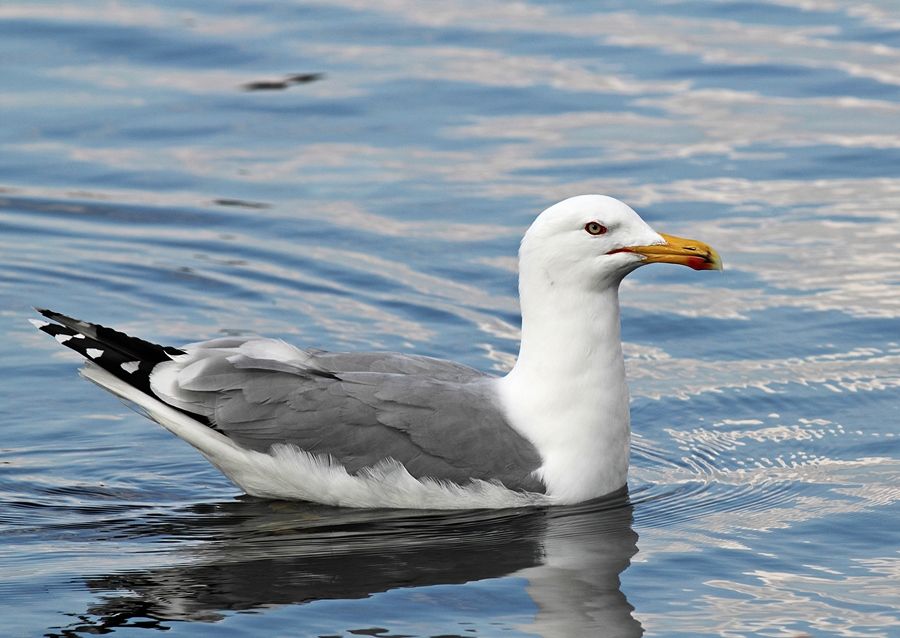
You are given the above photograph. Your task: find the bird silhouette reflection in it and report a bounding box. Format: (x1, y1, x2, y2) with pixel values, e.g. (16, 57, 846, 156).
(46, 490, 642, 637)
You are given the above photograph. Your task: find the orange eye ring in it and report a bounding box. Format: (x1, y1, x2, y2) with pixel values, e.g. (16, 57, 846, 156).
(585, 222, 607, 235)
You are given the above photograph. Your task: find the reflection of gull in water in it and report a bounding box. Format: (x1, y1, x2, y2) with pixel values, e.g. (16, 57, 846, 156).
(33, 196, 720, 508)
(44, 496, 642, 638)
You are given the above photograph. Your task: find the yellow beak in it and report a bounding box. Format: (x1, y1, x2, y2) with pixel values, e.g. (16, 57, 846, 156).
(618, 233, 723, 271)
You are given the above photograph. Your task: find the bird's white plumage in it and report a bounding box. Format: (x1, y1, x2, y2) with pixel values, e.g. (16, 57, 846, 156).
(497, 195, 664, 501)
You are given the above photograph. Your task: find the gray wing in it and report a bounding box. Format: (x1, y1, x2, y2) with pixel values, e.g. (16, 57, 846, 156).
(150, 338, 545, 493)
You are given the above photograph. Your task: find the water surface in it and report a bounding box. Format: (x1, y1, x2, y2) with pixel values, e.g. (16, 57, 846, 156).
(1, 1, 898, 636)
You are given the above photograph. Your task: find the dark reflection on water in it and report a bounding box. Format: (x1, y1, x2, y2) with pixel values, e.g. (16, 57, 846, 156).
(241, 72, 324, 91)
(46, 494, 641, 637)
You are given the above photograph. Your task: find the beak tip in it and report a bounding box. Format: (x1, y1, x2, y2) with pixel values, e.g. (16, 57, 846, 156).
(687, 255, 723, 271)
(630, 233, 723, 272)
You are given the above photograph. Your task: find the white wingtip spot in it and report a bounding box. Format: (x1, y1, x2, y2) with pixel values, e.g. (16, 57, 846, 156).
(120, 361, 140, 374)
(72, 333, 86, 339)
(55, 333, 72, 344)
(28, 319, 49, 329)
(86, 348, 104, 359)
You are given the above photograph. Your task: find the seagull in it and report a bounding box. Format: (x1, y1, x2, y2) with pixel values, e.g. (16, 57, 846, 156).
(32, 195, 721, 509)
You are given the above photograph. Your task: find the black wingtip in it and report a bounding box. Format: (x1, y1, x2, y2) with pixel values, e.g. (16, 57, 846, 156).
(35, 308, 79, 325)
(31, 308, 182, 396)
(33, 309, 184, 355)
(32, 309, 216, 430)
(29, 308, 60, 334)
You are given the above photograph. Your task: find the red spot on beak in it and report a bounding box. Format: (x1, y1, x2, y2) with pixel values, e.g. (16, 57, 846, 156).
(686, 256, 710, 270)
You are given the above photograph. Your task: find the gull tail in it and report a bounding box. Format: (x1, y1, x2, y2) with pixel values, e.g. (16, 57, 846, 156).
(30, 308, 243, 475)
(30, 308, 184, 398)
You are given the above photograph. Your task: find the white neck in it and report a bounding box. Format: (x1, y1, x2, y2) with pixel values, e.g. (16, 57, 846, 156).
(496, 274, 631, 504)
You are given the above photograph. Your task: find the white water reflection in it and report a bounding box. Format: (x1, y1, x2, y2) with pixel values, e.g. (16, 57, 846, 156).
(0, 3, 272, 37)
(455, 92, 900, 162)
(626, 343, 900, 399)
(637, 561, 899, 637)
(305, 42, 687, 95)
(314, 0, 900, 84)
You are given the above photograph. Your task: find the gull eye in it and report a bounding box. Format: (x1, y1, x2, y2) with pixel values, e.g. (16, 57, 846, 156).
(584, 222, 607, 236)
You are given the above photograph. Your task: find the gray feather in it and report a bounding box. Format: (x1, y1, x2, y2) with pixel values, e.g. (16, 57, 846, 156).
(155, 338, 545, 494)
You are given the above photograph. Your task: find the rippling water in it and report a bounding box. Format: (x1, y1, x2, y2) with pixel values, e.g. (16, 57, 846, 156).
(1, 1, 898, 636)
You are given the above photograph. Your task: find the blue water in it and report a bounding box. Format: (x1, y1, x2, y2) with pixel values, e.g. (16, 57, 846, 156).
(1, 1, 898, 636)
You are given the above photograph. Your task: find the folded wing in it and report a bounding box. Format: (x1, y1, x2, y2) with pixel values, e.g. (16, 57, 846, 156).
(150, 338, 546, 493)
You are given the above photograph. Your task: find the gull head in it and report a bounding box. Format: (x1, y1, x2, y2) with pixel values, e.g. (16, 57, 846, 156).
(520, 195, 722, 290)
